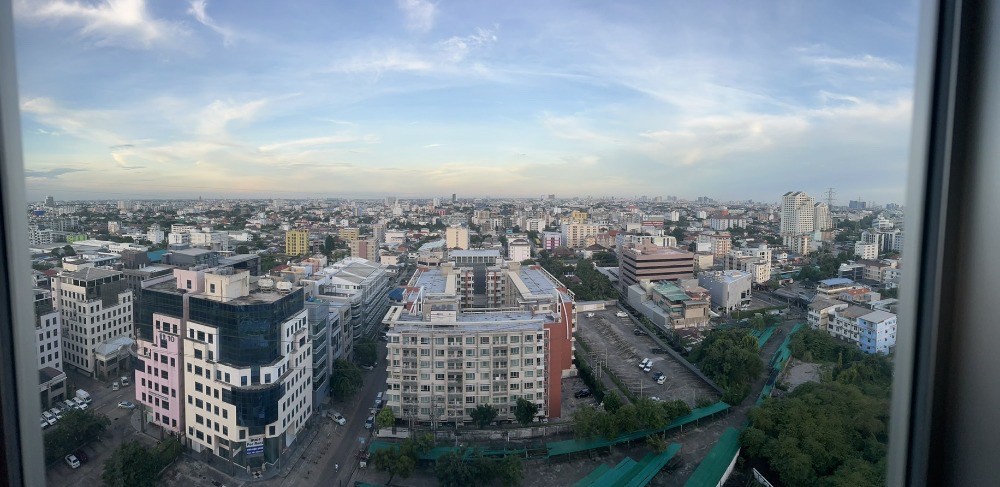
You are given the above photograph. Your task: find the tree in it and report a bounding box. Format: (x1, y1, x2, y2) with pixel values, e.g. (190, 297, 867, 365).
(513, 397, 539, 426)
(750, 314, 767, 330)
(324, 235, 336, 254)
(376, 407, 395, 432)
(602, 391, 622, 413)
(436, 448, 477, 487)
(470, 404, 498, 428)
(43, 409, 110, 464)
(372, 447, 415, 485)
(496, 454, 523, 487)
(742, 382, 889, 487)
(102, 440, 159, 487)
(690, 329, 764, 403)
(355, 340, 378, 366)
(330, 359, 363, 400)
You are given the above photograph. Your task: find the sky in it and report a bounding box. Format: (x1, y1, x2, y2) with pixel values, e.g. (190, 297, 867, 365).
(13, 0, 919, 203)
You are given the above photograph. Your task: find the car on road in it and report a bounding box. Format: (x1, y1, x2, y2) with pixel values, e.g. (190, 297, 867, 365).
(112, 381, 120, 391)
(74, 450, 89, 464)
(120, 376, 129, 386)
(64, 454, 80, 469)
(331, 412, 346, 425)
(574, 388, 592, 398)
(364, 415, 374, 429)
(117, 401, 136, 409)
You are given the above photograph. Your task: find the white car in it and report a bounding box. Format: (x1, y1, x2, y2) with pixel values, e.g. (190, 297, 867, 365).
(117, 401, 136, 409)
(42, 411, 56, 425)
(73, 398, 88, 410)
(331, 412, 346, 425)
(364, 416, 374, 429)
(65, 454, 80, 469)
(616, 312, 629, 318)
(585, 312, 595, 318)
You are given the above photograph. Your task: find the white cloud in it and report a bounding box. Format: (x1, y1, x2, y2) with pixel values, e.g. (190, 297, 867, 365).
(198, 98, 269, 136)
(187, 0, 236, 46)
(809, 54, 902, 71)
(16, 0, 186, 48)
(258, 134, 379, 152)
(397, 0, 436, 33)
(542, 114, 615, 144)
(440, 26, 498, 63)
(327, 26, 497, 78)
(20, 97, 126, 144)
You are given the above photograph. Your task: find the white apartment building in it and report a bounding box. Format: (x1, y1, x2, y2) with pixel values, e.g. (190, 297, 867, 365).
(446, 226, 470, 250)
(813, 202, 832, 231)
(168, 232, 191, 245)
(183, 270, 313, 469)
(780, 191, 815, 236)
(189, 231, 230, 252)
(783, 233, 811, 256)
(827, 305, 870, 344)
(52, 264, 134, 378)
(147, 226, 165, 245)
(858, 310, 897, 354)
(383, 260, 575, 425)
(807, 298, 849, 332)
(34, 289, 63, 371)
(855, 242, 879, 260)
(508, 238, 532, 263)
(724, 244, 772, 284)
(560, 223, 601, 249)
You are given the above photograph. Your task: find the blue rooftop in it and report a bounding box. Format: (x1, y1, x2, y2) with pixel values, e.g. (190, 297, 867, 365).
(819, 277, 853, 286)
(147, 249, 168, 263)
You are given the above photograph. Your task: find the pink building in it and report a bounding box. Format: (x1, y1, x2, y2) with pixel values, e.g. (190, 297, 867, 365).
(136, 313, 184, 433)
(542, 231, 562, 250)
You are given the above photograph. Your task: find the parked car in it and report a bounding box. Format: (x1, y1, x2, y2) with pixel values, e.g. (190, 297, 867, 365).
(616, 311, 629, 318)
(42, 411, 56, 425)
(74, 450, 89, 464)
(40, 417, 50, 430)
(633, 328, 648, 336)
(64, 454, 80, 469)
(117, 401, 136, 409)
(49, 408, 63, 420)
(585, 312, 595, 318)
(331, 412, 346, 425)
(120, 376, 129, 386)
(63, 399, 78, 411)
(574, 388, 592, 398)
(656, 375, 667, 385)
(111, 381, 120, 391)
(364, 416, 374, 429)
(73, 397, 88, 409)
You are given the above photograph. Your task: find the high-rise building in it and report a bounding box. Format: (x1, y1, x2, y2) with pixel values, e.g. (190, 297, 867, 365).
(52, 263, 133, 378)
(813, 202, 832, 231)
(349, 238, 378, 261)
(384, 259, 575, 424)
(34, 289, 67, 408)
(780, 191, 815, 236)
(45, 195, 55, 207)
(285, 229, 309, 256)
(508, 238, 532, 263)
(560, 222, 601, 249)
(338, 227, 360, 242)
(135, 268, 312, 467)
(445, 226, 470, 250)
(452, 193, 457, 204)
(619, 244, 695, 291)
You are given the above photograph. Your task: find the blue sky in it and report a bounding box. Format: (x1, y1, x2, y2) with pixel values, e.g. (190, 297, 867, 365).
(13, 0, 919, 203)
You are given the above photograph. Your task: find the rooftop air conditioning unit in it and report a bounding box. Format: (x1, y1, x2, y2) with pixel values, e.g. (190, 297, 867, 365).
(258, 278, 274, 290)
(276, 281, 293, 293)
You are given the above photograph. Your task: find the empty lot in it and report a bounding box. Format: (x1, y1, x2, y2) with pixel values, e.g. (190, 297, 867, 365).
(575, 307, 719, 406)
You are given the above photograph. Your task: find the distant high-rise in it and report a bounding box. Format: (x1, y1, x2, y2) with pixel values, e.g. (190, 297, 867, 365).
(446, 226, 470, 250)
(780, 191, 815, 236)
(452, 193, 457, 203)
(285, 229, 310, 256)
(849, 200, 868, 210)
(45, 195, 55, 207)
(813, 202, 832, 231)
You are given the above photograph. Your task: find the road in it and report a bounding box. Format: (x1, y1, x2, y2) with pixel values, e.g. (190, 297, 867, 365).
(313, 349, 389, 486)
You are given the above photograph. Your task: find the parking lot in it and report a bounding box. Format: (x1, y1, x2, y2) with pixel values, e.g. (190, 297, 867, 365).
(575, 307, 719, 405)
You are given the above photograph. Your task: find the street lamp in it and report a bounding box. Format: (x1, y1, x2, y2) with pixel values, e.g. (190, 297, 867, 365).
(230, 446, 242, 476)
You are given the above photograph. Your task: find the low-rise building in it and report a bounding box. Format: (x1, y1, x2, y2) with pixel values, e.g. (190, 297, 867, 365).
(858, 310, 897, 354)
(807, 298, 849, 332)
(698, 270, 752, 312)
(508, 238, 532, 263)
(723, 244, 772, 284)
(854, 241, 879, 260)
(626, 280, 711, 330)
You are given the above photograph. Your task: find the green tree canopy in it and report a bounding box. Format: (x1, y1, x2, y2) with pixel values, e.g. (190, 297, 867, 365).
(376, 407, 395, 431)
(43, 409, 110, 464)
(742, 381, 889, 487)
(690, 329, 763, 404)
(330, 359, 363, 401)
(602, 391, 622, 413)
(513, 397, 539, 426)
(355, 340, 378, 367)
(470, 404, 499, 428)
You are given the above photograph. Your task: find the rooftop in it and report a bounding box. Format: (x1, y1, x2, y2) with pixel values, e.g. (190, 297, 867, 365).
(652, 281, 692, 302)
(861, 309, 896, 323)
(62, 267, 120, 281)
(450, 249, 502, 258)
(94, 336, 134, 356)
(819, 277, 854, 287)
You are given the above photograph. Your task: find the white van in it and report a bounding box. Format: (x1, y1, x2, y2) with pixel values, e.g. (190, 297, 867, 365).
(112, 381, 120, 391)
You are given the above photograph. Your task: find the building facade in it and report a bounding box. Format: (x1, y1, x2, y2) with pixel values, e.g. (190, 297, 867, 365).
(383, 260, 575, 424)
(52, 264, 134, 378)
(445, 227, 470, 250)
(619, 244, 694, 291)
(560, 223, 600, 249)
(698, 270, 753, 312)
(285, 229, 310, 256)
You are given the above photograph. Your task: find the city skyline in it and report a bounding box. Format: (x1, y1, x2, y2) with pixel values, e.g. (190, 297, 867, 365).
(15, 0, 916, 202)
